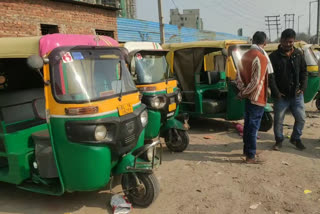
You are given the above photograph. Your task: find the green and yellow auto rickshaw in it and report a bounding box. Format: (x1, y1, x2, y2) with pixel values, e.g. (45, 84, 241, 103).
(264, 41, 320, 106)
(0, 34, 160, 207)
(309, 44, 320, 109)
(124, 42, 189, 152)
(163, 40, 273, 131)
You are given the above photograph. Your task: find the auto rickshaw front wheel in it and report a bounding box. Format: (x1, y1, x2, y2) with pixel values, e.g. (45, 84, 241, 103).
(165, 129, 189, 152)
(259, 112, 273, 132)
(121, 172, 160, 207)
(316, 98, 320, 110)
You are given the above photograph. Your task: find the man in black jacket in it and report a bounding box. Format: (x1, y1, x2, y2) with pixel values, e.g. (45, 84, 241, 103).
(269, 29, 307, 151)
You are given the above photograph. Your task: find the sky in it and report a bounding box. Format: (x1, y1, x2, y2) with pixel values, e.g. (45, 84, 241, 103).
(136, 0, 319, 40)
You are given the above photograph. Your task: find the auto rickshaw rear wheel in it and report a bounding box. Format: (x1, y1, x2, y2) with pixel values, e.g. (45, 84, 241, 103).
(121, 172, 159, 207)
(165, 129, 189, 152)
(316, 98, 320, 110)
(259, 112, 273, 132)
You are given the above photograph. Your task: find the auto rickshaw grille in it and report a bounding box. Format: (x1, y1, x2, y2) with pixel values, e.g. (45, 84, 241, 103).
(124, 134, 135, 145)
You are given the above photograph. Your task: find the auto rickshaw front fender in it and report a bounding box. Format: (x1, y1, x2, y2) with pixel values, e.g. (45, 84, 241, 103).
(144, 110, 161, 140)
(160, 117, 187, 137)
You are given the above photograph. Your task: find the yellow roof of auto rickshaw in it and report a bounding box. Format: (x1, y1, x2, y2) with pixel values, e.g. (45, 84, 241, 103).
(0, 36, 41, 58)
(312, 44, 320, 51)
(264, 40, 308, 52)
(162, 40, 248, 51)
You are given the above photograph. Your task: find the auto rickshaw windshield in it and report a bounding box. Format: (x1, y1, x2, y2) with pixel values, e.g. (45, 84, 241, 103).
(134, 52, 173, 84)
(49, 47, 137, 103)
(304, 47, 318, 66)
(230, 45, 251, 71)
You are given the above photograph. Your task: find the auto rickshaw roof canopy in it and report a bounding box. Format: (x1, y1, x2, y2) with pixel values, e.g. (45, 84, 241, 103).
(0, 34, 119, 59)
(0, 36, 41, 58)
(124, 42, 162, 53)
(264, 40, 308, 52)
(162, 40, 248, 52)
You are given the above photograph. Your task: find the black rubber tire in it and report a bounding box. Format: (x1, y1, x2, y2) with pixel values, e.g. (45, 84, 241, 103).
(259, 112, 273, 132)
(164, 129, 189, 152)
(316, 98, 320, 110)
(121, 173, 160, 208)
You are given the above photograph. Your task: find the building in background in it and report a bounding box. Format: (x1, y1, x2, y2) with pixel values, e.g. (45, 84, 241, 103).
(117, 18, 247, 43)
(0, 0, 118, 38)
(117, 0, 136, 19)
(170, 9, 203, 30)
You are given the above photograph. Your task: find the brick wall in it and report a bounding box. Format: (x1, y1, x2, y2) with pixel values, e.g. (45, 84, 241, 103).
(0, 0, 118, 38)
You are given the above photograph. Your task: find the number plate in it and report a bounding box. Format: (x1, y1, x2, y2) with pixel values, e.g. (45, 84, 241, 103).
(118, 103, 133, 116)
(167, 87, 174, 94)
(168, 103, 176, 112)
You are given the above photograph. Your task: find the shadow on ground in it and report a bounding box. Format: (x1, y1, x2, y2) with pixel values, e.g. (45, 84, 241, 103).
(0, 182, 116, 214)
(162, 116, 320, 163)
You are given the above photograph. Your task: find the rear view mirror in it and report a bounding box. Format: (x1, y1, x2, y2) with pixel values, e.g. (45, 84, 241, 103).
(32, 98, 46, 120)
(27, 55, 50, 85)
(27, 55, 44, 70)
(222, 48, 228, 56)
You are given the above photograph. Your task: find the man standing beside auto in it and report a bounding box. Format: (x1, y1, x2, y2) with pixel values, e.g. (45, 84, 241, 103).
(269, 29, 308, 151)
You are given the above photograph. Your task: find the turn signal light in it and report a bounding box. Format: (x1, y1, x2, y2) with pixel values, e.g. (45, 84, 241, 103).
(65, 106, 99, 115)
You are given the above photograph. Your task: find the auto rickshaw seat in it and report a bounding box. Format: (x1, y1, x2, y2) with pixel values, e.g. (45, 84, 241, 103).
(0, 88, 45, 131)
(207, 71, 221, 84)
(202, 99, 227, 114)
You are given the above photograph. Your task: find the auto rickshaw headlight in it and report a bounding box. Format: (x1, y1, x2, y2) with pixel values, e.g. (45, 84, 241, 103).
(140, 110, 148, 127)
(151, 97, 161, 108)
(150, 97, 165, 109)
(94, 125, 108, 141)
(177, 92, 182, 103)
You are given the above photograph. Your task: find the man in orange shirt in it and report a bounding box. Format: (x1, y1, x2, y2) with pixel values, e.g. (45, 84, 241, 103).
(236, 31, 270, 164)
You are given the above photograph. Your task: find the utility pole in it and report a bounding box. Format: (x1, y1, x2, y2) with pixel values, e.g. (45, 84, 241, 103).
(309, 0, 317, 37)
(265, 15, 281, 41)
(298, 15, 304, 33)
(158, 0, 165, 44)
(317, 0, 320, 44)
(284, 14, 295, 30)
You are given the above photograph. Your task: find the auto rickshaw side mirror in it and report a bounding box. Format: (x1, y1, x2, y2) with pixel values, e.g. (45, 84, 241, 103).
(27, 55, 44, 70)
(27, 55, 50, 85)
(32, 97, 46, 120)
(222, 48, 228, 56)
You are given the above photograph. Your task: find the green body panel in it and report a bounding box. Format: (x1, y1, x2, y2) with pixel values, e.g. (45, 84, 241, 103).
(304, 76, 320, 103)
(226, 82, 245, 120)
(49, 114, 115, 192)
(0, 124, 48, 184)
(141, 90, 166, 96)
(48, 105, 145, 192)
(144, 110, 161, 139)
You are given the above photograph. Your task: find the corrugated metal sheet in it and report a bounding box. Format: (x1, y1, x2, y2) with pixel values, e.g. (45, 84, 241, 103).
(117, 18, 248, 43)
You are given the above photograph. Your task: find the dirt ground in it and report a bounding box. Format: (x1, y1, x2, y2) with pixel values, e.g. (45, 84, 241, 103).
(1, 103, 320, 214)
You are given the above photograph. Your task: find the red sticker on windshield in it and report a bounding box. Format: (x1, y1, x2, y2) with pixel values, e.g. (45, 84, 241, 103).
(136, 53, 143, 60)
(62, 52, 73, 63)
